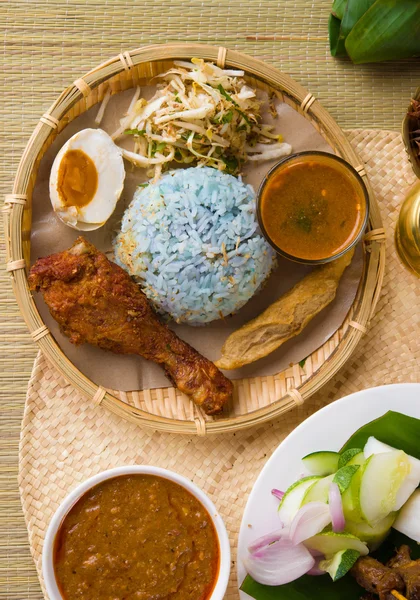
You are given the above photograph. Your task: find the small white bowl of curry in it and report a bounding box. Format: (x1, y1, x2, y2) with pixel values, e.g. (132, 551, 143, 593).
(257, 151, 369, 264)
(42, 466, 230, 600)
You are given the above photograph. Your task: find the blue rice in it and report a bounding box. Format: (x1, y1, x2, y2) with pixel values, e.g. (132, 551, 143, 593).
(113, 167, 276, 324)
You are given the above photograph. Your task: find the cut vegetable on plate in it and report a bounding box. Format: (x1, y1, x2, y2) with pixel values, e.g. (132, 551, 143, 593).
(302, 451, 340, 476)
(241, 409, 420, 600)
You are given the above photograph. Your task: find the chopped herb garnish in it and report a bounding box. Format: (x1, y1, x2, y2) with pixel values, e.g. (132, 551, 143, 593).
(217, 84, 237, 105)
(236, 109, 251, 126)
(217, 85, 251, 125)
(181, 131, 190, 141)
(155, 142, 166, 153)
(124, 128, 146, 136)
(174, 94, 180, 102)
(138, 183, 149, 188)
(296, 212, 312, 233)
(299, 357, 307, 368)
(222, 110, 234, 124)
(221, 154, 239, 174)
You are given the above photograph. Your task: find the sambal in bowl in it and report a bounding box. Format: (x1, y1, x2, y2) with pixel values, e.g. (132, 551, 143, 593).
(256, 151, 369, 265)
(42, 465, 230, 600)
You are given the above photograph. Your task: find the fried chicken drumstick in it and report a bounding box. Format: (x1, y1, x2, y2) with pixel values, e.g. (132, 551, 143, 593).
(28, 237, 233, 414)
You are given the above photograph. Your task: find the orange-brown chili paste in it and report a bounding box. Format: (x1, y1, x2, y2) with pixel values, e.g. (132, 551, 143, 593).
(53, 474, 220, 599)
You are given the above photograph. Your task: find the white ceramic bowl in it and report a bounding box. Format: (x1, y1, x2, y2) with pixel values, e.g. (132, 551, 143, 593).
(43, 465, 231, 600)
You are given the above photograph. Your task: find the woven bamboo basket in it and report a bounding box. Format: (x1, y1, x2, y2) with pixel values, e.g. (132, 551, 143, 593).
(3, 43, 385, 435)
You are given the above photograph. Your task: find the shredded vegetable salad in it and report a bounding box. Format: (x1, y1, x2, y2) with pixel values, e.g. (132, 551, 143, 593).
(112, 58, 291, 179)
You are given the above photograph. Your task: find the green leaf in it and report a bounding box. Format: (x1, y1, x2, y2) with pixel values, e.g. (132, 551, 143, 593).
(329, 0, 376, 58)
(124, 128, 146, 136)
(345, 0, 420, 64)
(333, 464, 360, 493)
(221, 155, 239, 174)
(155, 142, 166, 153)
(340, 410, 420, 458)
(240, 572, 365, 600)
(299, 358, 307, 368)
(217, 84, 237, 105)
(329, 14, 348, 57)
(338, 448, 362, 469)
(222, 110, 234, 123)
(340, 0, 376, 40)
(332, 0, 348, 20)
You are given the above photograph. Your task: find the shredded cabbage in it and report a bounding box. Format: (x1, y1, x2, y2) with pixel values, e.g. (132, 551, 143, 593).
(116, 58, 291, 178)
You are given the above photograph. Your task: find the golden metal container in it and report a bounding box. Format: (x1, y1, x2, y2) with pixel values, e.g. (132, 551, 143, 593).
(395, 180, 420, 277)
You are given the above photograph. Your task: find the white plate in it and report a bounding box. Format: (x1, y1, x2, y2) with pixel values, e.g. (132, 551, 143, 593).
(237, 383, 420, 598)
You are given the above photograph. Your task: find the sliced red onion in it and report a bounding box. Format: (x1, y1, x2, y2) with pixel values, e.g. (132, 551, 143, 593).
(289, 502, 331, 545)
(329, 482, 345, 532)
(308, 548, 324, 558)
(248, 529, 286, 554)
(244, 538, 315, 586)
(307, 559, 326, 576)
(271, 489, 284, 501)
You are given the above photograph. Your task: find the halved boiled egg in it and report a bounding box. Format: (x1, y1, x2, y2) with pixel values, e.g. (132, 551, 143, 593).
(49, 128, 125, 230)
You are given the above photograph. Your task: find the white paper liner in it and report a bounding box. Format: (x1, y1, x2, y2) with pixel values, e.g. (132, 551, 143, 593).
(30, 88, 363, 391)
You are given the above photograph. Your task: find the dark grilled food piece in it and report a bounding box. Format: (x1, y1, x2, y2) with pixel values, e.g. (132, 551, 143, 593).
(387, 546, 420, 600)
(29, 237, 233, 415)
(352, 546, 420, 600)
(351, 556, 405, 600)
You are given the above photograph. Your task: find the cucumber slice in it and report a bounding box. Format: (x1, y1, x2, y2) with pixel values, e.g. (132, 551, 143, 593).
(278, 476, 321, 524)
(304, 531, 369, 556)
(320, 549, 360, 581)
(345, 512, 396, 550)
(338, 448, 363, 469)
(301, 474, 335, 505)
(333, 465, 360, 493)
(302, 451, 340, 476)
(364, 436, 420, 510)
(347, 451, 366, 467)
(393, 489, 420, 543)
(359, 450, 411, 524)
(341, 458, 369, 523)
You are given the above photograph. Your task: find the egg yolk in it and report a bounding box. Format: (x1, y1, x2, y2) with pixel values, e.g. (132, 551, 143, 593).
(57, 149, 98, 208)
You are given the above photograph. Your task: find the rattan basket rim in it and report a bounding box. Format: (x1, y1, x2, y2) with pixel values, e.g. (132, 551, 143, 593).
(4, 43, 385, 435)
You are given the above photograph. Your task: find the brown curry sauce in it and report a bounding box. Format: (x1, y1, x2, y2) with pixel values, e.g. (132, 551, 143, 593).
(53, 474, 220, 600)
(259, 154, 366, 261)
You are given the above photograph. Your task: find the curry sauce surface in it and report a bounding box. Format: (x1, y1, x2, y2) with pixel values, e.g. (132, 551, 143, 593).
(260, 155, 365, 260)
(53, 474, 220, 600)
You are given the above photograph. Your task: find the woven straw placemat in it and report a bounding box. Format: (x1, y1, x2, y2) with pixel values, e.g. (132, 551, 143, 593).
(18, 130, 420, 599)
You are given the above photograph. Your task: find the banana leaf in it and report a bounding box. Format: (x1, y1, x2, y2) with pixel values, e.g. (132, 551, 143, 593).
(345, 0, 420, 64)
(341, 410, 420, 458)
(332, 0, 348, 20)
(241, 571, 365, 600)
(340, 0, 376, 40)
(240, 411, 420, 600)
(329, 13, 347, 57)
(328, 0, 375, 58)
(241, 531, 420, 600)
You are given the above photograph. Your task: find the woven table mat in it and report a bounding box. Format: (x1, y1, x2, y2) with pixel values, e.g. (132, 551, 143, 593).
(18, 130, 420, 599)
(1, 2, 420, 596)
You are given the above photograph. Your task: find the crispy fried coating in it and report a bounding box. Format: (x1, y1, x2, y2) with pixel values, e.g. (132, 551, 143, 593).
(28, 237, 233, 415)
(215, 249, 354, 370)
